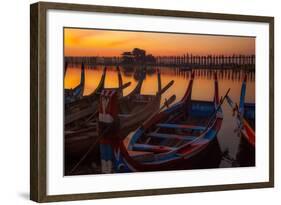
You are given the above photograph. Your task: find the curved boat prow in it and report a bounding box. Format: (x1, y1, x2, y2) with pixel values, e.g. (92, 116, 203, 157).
(214, 72, 219, 106)
(239, 75, 255, 147)
(225, 74, 255, 147)
(239, 74, 247, 114)
(117, 66, 123, 96)
(64, 61, 68, 77)
(64, 63, 85, 103)
(79, 63, 85, 95)
(81, 62, 85, 80)
(86, 66, 107, 98)
(181, 71, 194, 102)
(132, 69, 145, 95)
(99, 66, 107, 91)
(157, 68, 162, 92)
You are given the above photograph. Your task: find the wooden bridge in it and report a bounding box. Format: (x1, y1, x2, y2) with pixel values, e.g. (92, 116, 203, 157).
(65, 54, 255, 69)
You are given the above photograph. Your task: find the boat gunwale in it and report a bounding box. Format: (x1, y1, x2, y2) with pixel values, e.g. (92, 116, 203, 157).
(123, 72, 223, 168)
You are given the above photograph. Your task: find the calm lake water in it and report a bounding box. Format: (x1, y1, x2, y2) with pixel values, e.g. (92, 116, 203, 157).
(65, 64, 255, 168)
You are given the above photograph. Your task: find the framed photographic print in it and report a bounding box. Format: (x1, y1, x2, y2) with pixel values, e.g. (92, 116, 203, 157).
(30, 2, 274, 202)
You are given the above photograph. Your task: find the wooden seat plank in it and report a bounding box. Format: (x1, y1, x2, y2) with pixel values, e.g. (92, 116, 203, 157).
(156, 123, 205, 131)
(132, 143, 175, 153)
(147, 132, 197, 141)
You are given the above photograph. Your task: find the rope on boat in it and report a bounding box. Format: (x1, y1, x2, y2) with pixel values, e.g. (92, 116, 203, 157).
(69, 127, 110, 174)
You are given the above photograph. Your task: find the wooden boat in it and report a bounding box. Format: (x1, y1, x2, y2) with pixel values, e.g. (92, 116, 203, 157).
(98, 72, 228, 173)
(64, 65, 107, 124)
(65, 68, 170, 153)
(226, 75, 255, 147)
(99, 69, 174, 137)
(64, 62, 85, 104)
(65, 70, 173, 174)
(64, 81, 131, 162)
(64, 65, 134, 128)
(64, 66, 122, 160)
(226, 75, 255, 166)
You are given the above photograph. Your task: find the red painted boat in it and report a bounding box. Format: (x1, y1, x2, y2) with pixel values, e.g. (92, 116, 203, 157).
(226, 75, 255, 147)
(226, 75, 255, 166)
(98, 72, 228, 173)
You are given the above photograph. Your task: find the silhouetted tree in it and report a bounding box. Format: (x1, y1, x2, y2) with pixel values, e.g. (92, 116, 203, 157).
(132, 48, 146, 63)
(121, 52, 134, 64)
(121, 48, 155, 65)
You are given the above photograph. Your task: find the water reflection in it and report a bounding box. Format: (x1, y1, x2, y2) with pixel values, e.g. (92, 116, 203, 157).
(64, 64, 255, 169)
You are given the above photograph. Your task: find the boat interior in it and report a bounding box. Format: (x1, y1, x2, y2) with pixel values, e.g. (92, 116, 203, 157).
(119, 94, 157, 115)
(130, 99, 216, 154)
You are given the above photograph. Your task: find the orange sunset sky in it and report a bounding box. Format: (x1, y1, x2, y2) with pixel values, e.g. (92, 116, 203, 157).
(64, 28, 255, 57)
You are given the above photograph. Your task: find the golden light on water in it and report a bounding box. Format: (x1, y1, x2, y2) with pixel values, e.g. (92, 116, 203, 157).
(64, 66, 255, 105)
